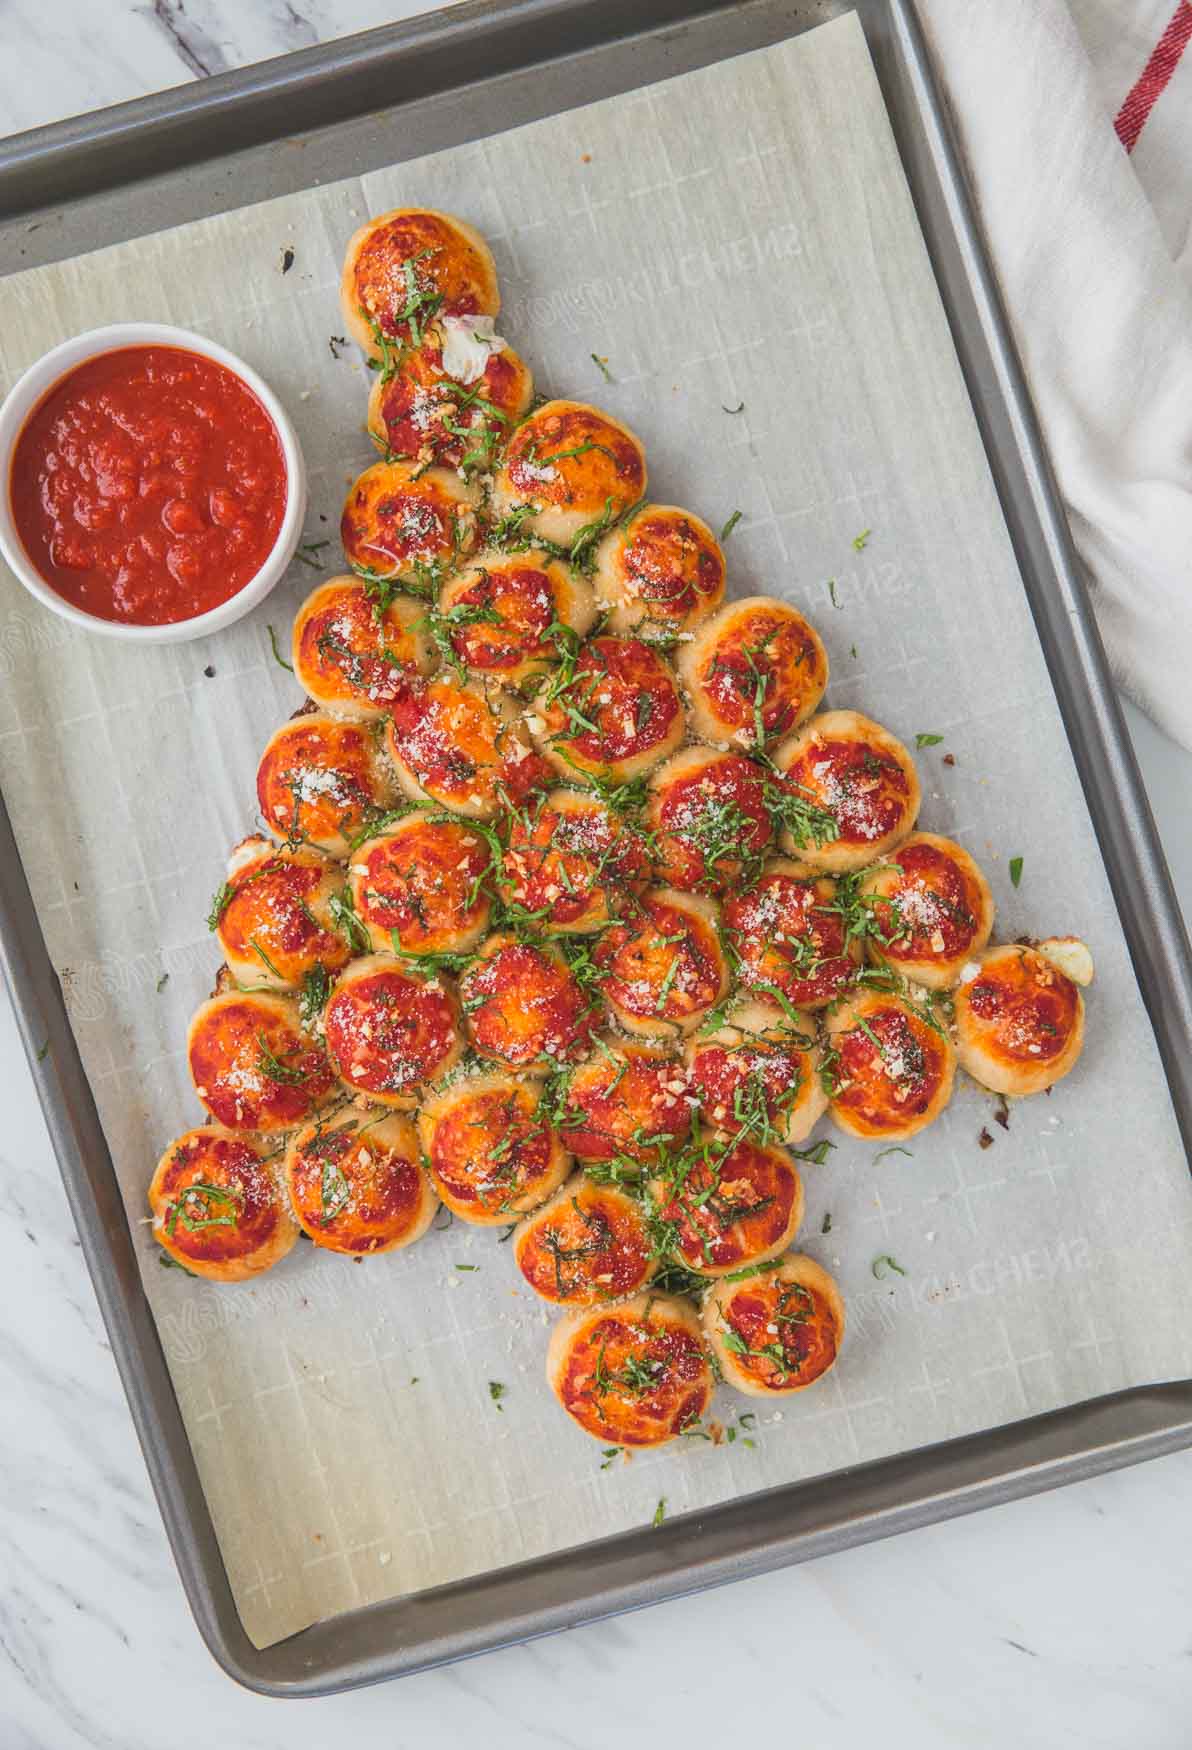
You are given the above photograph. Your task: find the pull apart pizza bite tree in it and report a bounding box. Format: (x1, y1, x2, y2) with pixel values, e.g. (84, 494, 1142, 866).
(153, 204, 1097, 1461)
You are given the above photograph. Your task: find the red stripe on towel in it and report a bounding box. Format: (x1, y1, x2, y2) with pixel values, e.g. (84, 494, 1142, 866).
(1115, 1, 1192, 153)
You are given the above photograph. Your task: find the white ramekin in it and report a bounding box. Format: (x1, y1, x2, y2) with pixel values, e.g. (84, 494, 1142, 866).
(0, 322, 307, 645)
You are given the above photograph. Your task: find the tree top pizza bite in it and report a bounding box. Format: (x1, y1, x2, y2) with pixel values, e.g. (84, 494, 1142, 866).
(678, 595, 828, 749)
(826, 989, 956, 1141)
(283, 1110, 437, 1255)
(418, 1070, 570, 1224)
(953, 940, 1089, 1096)
(703, 1254, 845, 1397)
(256, 712, 394, 860)
(684, 997, 826, 1146)
(857, 832, 994, 990)
(340, 206, 500, 359)
(187, 990, 336, 1133)
(150, 1127, 299, 1282)
(531, 634, 685, 785)
(365, 329, 532, 479)
(323, 955, 462, 1107)
(594, 888, 729, 1039)
(490, 399, 647, 547)
(291, 576, 435, 719)
(213, 836, 348, 993)
(592, 502, 726, 637)
(773, 709, 920, 872)
(513, 1175, 654, 1306)
(501, 787, 650, 934)
(546, 1293, 713, 1446)
(348, 816, 492, 958)
(340, 459, 479, 589)
(436, 550, 594, 688)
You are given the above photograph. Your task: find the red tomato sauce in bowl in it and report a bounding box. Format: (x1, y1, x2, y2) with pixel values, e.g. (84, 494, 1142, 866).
(9, 345, 287, 626)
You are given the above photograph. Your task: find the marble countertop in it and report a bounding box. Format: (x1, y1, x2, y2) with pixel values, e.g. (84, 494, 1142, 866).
(4, 7, 1192, 1744)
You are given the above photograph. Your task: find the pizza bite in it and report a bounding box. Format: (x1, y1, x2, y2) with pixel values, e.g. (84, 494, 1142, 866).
(953, 940, 1089, 1096)
(722, 859, 861, 1009)
(187, 990, 336, 1132)
(593, 503, 725, 638)
(283, 1109, 437, 1255)
(291, 576, 435, 719)
(826, 990, 956, 1140)
(436, 551, 594, 688)
(558, 1038, 692, 1168)
(348, 817, 492, 957)
(547, 1293, 713, 1447)
(645, 747, 773, 894)
(532, 635, 685, 786)
(513, 1176, 654, 1305)
(323, 955, 462, 1106)
(384, 675, 548, 819)
(490, 400, 647, 547)
(340, 459, 479, 589)
(857, 832, 994, 990)
(703, 1254, 844, 1396)
(501, 787, 650, 934)
(459, 934, 597, 1067)
(150, 1127, 299, 1282)
(678, 596, 828, 749)
(366, 331, 532, 478)
(594, 889, 729, 1039)
(418, 1070, 570, 1224)
(256, 712, 394, 859)
(649, 1134, 804, 1275)
(773, 709, 920, 872)
(684, 998, 827, 1146)
(213, 836, 349, 992)
(340, 206, 500, 359)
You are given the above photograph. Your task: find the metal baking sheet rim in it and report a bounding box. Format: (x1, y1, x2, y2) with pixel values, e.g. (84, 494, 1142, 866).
(2, 0, 1191, 1698)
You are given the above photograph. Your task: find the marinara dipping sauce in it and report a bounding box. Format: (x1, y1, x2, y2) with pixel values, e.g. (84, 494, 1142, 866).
(9, 345, 287, 626)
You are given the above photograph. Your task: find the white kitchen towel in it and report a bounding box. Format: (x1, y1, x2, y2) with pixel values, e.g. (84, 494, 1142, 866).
(916, 0, 1192, 750)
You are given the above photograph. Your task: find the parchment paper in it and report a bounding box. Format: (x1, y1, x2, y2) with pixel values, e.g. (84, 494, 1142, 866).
(3, 13, 1191, 1651)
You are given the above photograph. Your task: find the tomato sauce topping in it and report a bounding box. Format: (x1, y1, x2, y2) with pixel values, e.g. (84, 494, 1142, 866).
(686, 1036, 811, 1135)
(351, 212, 492, 340)
(781, 736, 912, 847)
(517, 1183, 652, 1304)
(560, 1047, 692, 1164)
(373, 339, 528, 473)
(831, 1001, 948, 1129)
(651, 755, 772, 893)
(557, 1306, 712, 1445)
(340, 462, 473, 579)
(217, 850, 348, 984)
(445, 561, 558, 673)
(257, 718, 386, 850)
(426, 1081, 558, 1217)
(596, 896, 725, 1027)
(351, 820, 490, 952)
(287, 1119, 426, 1254)
(387, 678, 548, 812)
(155, 1131, 281, 1265)
(872, 841, 981, 963)
(324, 968, 459, 1098)
(502, 794, 649, 928)
(656, 1138, 797, 1272)
(461, 939, 596, 1066)
(503, 404, 644, 515)
(541, 636, 681, 769)
(189, 997, 334, 1132)
(698, 607, 824, 742)
(294, 581, 424, 712)
(723, 869, 856, 1008)
(718, 1276, 839, 1389)
(963, 950, 1079, 1065)
(617, 510, 724, 623)
(10, 345, 286, 626)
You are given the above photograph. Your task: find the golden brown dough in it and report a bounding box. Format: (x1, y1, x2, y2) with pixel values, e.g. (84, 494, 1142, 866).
(857, 831, 994, 990)
(214, 836, 348, 992)
(592, 503, 725, 637)
(773, 709, 920, 872)
(546, 1293, 713, 1446)
(291, 576, 436, 720)
(684, 998, 827, 1146)
(284, 1109, 437, 1255)
(150, 1127, 299, 1282)
(677, 596, 828, 749)
(489, 400, 647, 547)
(953, 941, 1088, 1096)
(826, 990, 955, 1141)
(418, 1070, 570, 1224)
(703, 1254, 844, 1396)
(593, 888, 729, 1039)
(513, 1175, 654, 1305)
(340, 207, 500, 359)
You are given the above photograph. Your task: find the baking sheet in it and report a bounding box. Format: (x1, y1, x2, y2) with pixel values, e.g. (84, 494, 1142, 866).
(2, 11, 1191, 1652)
